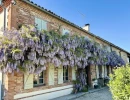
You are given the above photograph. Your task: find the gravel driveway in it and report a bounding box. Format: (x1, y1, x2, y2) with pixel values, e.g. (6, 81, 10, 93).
(75, 88, 112, 100)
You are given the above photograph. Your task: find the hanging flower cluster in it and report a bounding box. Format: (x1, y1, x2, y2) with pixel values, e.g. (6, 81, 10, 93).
(0, 25, 125, 74)
(106, 51, 125, 67)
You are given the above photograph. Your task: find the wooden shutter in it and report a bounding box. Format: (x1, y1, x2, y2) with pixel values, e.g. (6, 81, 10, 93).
(35, 17, 42, 30)
(96, 66, 99, 78)
(24, 73, 33, 89)
(100, 44, 103, 49)
(48, 64, 54, 85)
(104, 66, 107, 77)
(35, 17, 47, 31)
(102, 66, 104, 78)
(107, 46, 111, 52)
(72, 67, 76, 80)
(58, 66, 63, 84)
(41, 20, 47, 30)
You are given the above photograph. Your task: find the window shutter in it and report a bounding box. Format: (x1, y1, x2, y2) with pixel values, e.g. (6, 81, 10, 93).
(49, 64, 54, 85)
(96, 66, 99, 78)
(104, 66, 107, 77)
(58, 66, 63, 84)
(24, 73, 33, 89)
(100, 44, 103, 49)
(102, 66, 104, 78)
(35, 17, 42, 30)
(107, 46, 111, 52)
(109, 66, 111, 74)
(72, 67, 76, 80)
(41, 20, 47, 30)
(35, 17, 47, 31)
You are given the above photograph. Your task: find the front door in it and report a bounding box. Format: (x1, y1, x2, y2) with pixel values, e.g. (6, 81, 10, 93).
(86, 66, 92, 87)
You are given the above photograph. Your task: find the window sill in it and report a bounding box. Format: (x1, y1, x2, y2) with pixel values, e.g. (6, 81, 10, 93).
(63, 80, 70, 83)
(33, 84, 46, 87)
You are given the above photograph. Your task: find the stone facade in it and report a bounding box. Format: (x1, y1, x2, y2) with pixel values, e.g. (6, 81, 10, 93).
(4, 68, 72, 100)
(0, 0, 129, 99)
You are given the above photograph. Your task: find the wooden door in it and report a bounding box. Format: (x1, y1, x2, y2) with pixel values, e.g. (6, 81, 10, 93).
(86, 65, 92, 87)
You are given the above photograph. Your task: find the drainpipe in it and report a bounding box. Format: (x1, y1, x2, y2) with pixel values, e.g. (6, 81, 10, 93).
(3, 7, 6, 31)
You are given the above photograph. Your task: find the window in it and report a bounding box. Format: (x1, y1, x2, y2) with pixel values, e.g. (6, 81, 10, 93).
(84, 36, 90, 40)
(98, 66, 102, 78)
(33, 72, 44, 86)
(62, 29, 70, 35)
(35, 17, 47, 30)
(63, 66, 69, 82)
(106, 65, 109, 76)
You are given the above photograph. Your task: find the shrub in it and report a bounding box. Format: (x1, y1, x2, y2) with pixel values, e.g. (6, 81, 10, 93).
(109, 65, 130, 100)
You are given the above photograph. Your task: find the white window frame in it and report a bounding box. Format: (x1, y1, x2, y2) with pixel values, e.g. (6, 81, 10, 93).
(33, 71, 44, 87)
(63, 66, 69, 83)
(62, 29, 70, 35)
(35, 17, 47, 31)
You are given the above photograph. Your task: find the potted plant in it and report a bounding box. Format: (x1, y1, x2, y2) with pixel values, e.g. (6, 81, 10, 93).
(92, 78, 98, 89)
(72, 80, 80, 94)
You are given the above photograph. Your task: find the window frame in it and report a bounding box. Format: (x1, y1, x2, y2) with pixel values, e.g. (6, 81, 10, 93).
(35, 17, 47, 31)
(98, 65, 102, 78)
(33, 71, 44, 87)
(62, 28, 70, 35)
(63, 66, 69, 83)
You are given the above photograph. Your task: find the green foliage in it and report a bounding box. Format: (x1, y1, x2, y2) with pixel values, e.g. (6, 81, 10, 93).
(72, 80, 80, 84)
(75, 47, 84, 57)
(108, 65, 130, 100)
(18, 66, 26, 72)
(11, 48, 22, 54)
(82, 87, 88, 92)
(92, 78, 96, 81)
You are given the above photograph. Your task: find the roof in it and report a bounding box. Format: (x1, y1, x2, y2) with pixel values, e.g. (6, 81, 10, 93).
(22, 0, 130, 55)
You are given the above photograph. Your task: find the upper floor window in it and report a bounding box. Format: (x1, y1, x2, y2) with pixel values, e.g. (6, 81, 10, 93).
(35, 17, 47, 31)
(33, 71, 44, 87)
(62, 29, 70, 35)
(63, 66, 69, 83)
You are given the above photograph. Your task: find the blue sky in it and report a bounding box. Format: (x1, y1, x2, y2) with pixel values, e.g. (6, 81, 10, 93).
(32, 0, 130, 52)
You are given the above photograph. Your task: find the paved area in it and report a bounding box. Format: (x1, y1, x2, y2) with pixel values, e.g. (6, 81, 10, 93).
(75, 88, 112, 100)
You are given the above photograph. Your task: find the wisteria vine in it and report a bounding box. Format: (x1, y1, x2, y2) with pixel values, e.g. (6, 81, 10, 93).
(0, 25, 125, 90)
(0, 25, 125, 72)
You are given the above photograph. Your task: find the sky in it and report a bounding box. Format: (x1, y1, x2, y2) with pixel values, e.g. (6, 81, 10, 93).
(32, 0, 130, 52)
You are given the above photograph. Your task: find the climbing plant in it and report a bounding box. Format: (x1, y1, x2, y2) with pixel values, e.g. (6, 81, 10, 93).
(0, 25, 125, 91)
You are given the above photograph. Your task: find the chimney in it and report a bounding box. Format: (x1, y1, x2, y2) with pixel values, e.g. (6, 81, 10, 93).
(83, 24, 90, 32)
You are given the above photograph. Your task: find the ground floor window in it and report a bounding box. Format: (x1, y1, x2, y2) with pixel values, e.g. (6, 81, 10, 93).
(33, 72, 44, 86)
(106, 65, 109, 76)
(98, 66, 102, 78)
(63, 66, 69, 83)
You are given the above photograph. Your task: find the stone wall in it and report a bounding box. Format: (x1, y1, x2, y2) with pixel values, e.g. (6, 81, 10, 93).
(90, 65, 96, 81)
(4, 68, 72, 100)
(121, 51, 129, 64)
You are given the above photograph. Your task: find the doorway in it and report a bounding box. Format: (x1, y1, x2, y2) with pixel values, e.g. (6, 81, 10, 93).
(86, 65, 92, 87)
